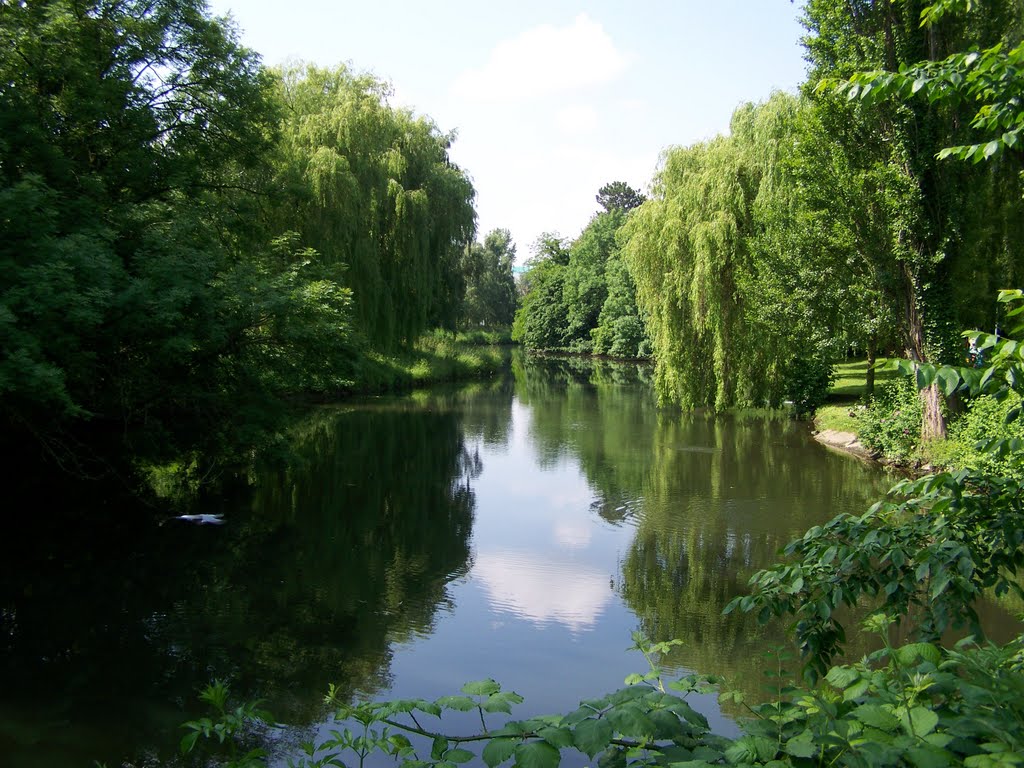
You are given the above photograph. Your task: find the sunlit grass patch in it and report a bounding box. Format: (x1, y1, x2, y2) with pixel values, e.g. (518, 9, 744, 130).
(829, 358, 898, 400)
(814, 404, 862, 434)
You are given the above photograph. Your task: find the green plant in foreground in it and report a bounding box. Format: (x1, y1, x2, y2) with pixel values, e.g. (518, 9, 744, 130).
(180, 680, 271, 767)
(733, 292, 1024, 680)
(727, 468, 1024, 680)
(180, 626, 1024, 768)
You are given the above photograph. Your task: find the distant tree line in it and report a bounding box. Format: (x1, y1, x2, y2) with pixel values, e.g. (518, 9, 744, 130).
(512, 181, 650, 359)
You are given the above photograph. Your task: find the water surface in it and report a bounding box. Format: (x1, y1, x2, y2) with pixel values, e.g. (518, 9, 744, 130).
(5, 355, 998, 766)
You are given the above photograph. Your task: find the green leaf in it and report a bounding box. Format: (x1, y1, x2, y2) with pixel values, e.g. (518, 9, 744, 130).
(462, 679, 501, 696)
(895, 643, 942, 667)
(916, 364, 936, 390)
(447, 748, 475, 764)
(180, 731, 200, 755)
(853, 704, 899, 731)
(901, 706, 939, 737)
(725, 736, 777, 763)
(597, 746, 627, 768)
(648, 708, 688, 740)
(843, 678, 871, 701)
(514, 740, 561, 768)
(606, 704, 656, 737)
(825, 666, 859, 689)
(572, 718, 614, 758)
(483, 691, 525, 714)
(483, 738, 518, 768)
(432, 736, 449, 760)
(937, 367, 961, 396)
(907, 746, 952, 768)
(784, 734, 817, 758)
(436, 695, 476, 712)
(538, 726, 575, 750)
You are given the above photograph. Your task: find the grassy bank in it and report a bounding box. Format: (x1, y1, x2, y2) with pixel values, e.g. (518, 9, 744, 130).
(814, 358, 896, 434)
(352, 332, 510, 393)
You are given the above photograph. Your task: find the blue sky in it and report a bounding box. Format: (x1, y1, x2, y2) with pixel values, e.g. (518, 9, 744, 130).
(206, 1, 810, 261)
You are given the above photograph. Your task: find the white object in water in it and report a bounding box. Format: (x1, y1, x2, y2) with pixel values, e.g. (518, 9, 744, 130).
(174, 514, 225, 525)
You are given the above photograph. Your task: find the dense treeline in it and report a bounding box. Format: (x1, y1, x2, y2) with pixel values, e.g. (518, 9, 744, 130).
(515, 0, 1024, 430)
(0, 0, 514, 476)
(512, 182, 650, 359)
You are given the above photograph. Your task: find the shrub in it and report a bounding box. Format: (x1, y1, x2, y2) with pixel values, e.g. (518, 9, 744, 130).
(857, 377, 923, 460)
(946, 391, 1024, 480)
(784, 355, 835, 418)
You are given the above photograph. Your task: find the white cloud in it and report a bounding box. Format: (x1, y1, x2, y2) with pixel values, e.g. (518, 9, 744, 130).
(459, 140, 653, 258)
(474, 551, 611, 632)
(451, 14, 627, 103)
(555, 104, 599, 136)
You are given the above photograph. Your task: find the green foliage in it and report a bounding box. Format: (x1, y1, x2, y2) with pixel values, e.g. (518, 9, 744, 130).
(512, 239, 571, 350)
(784, 355, 835, 419)
(728, 468, 1024, 679)
(857, 377, 925, 461)
(177, 629, 1024, 768)
(623, 92, 838, 410)
(0, 0, 290, 461)
(0, 2, 485, 480)
(801, 0, 1024, 439)
(271, 63, 476, 349)
(735, 292, 1024, 680)
(596, 181, 646, 214)
(180, 681, 270, 767)
(591, 253, 651, 359)
(735, 623, 1024, 768)
(562, 211, 621, 351)
(460, 229, 518, 330)
(831, 6, 1024, 165)
(515, 199, 650, 357)
(946, 391, 1024, 479)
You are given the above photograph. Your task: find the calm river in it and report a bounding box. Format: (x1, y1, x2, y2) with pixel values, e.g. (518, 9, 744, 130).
(6, 354, 1010, 766)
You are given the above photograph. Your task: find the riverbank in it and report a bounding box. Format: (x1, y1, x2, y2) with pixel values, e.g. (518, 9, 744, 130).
(343, 333, 510, 395)
(812, 427, 875, 460)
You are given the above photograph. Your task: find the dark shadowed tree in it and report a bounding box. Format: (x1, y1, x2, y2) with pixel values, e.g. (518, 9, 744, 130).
(596, 181, 646, 213)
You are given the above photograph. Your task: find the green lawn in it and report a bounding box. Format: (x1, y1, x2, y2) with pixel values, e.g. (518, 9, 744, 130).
(816, 357, 902, 435)
(814, 404, 862, 433)
(829, 357, 898, 400)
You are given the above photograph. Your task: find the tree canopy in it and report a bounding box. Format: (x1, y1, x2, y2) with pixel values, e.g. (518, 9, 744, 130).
(459, 229, 518, 329)
(0, 0, 480, 473)
(596, 180, 646, 213)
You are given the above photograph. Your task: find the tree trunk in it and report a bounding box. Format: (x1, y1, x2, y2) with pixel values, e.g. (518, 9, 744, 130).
(865, 343, 876, 399)
(903, 267, 947, 442)
(920, 383, 947, 441)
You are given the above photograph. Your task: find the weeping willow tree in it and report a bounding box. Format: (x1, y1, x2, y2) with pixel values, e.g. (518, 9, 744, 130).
(623, 92, 823, 411)
(271, 64, 477, 349)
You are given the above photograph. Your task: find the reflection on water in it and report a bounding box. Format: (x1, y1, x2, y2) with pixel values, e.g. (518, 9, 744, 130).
(0, 399, 481, 767)
(474, 551, 612, 632)
(2, 355, 1020, 767)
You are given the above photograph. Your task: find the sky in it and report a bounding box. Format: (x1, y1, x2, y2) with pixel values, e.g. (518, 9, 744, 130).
(205, 0, 810, 262)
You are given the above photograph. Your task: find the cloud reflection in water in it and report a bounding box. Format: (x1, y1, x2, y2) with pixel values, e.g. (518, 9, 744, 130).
(474, 550, 611, 632)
